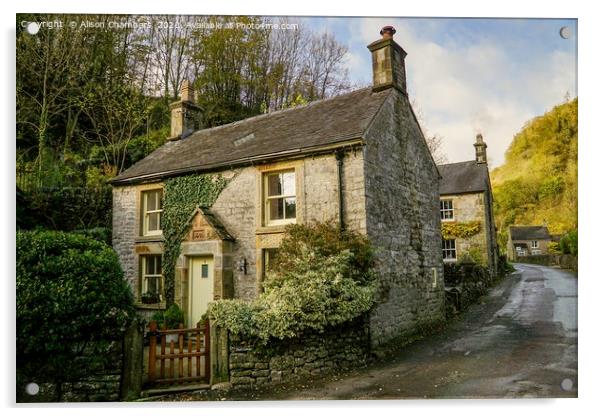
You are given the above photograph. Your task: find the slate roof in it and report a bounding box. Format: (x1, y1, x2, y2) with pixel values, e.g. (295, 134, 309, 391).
(438, 160, 490, 195)
(111, 87, 391, 184)
(199, 207, 234, 241)
(509, 226, 551, 241)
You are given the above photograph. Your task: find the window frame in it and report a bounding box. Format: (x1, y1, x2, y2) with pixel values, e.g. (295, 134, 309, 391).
(263, 169, 297, 226)
(141, 188, 163, 236)
(262, 248, 280, 279)
(531, 240, 539, 249)
(440, 199, 454, 221)
(140, 254, 164, 302)
(442, 239, 457, 262)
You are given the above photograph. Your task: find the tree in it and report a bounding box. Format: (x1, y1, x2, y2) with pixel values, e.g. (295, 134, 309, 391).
(302, 32, 351, 101)
(16, 13, 358, 188)
(16, 15, 87, 182)
(411, 99, 448, 165)
(425, 133, 448, 165)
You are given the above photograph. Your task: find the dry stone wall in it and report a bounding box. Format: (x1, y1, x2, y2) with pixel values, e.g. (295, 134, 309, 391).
(227, 317, 370, 387)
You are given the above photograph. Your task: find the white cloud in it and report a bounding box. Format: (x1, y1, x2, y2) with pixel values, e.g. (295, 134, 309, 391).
(347, 18, 577, 168)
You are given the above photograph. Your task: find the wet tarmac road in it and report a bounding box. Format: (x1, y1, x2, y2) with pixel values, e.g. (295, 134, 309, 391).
(159, 264, 577, 401)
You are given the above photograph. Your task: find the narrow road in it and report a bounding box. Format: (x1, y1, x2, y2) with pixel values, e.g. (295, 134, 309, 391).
(161, 263, 578, 401)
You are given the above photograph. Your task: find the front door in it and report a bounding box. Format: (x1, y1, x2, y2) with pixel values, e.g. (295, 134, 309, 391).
(189, 256, 214, 326)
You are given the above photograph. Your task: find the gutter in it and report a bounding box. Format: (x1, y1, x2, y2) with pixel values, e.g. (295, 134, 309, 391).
(110, 137, 365, 186)
(335, 150, 345, 231)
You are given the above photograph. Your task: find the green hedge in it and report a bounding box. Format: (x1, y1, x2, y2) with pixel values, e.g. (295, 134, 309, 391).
(16, 230, 135, 382)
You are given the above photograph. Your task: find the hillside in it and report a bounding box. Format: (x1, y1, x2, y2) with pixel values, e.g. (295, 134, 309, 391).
(491, 98, 577, 249)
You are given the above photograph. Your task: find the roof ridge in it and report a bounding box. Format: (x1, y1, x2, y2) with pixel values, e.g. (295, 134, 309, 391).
(188, 87, 375, 137)
(438, 160, 478, 167)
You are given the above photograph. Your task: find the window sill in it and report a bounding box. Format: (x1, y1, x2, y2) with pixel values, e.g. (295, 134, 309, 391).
(135, 301, 167, 310)
(256, 225, 289, 235)
(443, 258, 457, 263)
(135, 235, 165, 243)
(441, 218, 455, 223)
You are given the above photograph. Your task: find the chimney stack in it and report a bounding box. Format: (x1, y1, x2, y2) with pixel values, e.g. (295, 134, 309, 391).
(169, 79, 202, 141)
(367, 26, 408, 94)
(474, 134, 488, 164)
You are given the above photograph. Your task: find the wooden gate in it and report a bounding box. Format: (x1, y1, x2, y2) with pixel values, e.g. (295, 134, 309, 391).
(147, 320, 210, 386)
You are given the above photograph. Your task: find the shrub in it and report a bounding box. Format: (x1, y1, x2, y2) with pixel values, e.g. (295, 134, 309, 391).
(72, 227, 112, 245)
(151, 304, 185, 329)
(272, 222, 374, 285)
(548, 241, 562, 255)
(208, 223, 377, 341)
(559, 229, 578, 255)
(16, 230, 135, 382)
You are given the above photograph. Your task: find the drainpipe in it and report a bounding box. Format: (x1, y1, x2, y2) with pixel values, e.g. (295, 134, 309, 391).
(335, 150, 345, 231)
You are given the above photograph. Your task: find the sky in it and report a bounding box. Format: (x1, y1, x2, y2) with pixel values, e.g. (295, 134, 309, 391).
(295, 17, 578, 168)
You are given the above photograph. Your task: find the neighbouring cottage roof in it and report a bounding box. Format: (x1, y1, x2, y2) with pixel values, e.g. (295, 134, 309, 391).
(111, 87, 392, 185)
(509, 226, 551, 241)
(438, 160, 490, 195)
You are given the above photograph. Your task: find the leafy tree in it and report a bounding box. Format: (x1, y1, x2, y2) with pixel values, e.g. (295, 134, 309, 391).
(492, 98, 578, 247)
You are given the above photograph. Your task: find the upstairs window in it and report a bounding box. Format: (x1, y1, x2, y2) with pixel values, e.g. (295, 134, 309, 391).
(440, 199, 454, 221)
(531, 240, 539, 248)
(142, 189, 163, 236)
(442, 239, 457, 261)
(264, 170, 296, 226)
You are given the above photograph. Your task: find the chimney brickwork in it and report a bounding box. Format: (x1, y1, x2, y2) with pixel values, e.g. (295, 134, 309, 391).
(367, 26, 408, 94)
(474, 133, 488, 164)
(169, 79, 202, 141)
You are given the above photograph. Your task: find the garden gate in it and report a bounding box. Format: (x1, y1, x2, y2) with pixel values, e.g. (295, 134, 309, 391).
(146, 320, 210, 387)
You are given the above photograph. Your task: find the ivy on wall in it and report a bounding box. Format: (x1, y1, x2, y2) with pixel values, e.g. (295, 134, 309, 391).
(441, 221, 481, 240)
(162, 173, 231, 306)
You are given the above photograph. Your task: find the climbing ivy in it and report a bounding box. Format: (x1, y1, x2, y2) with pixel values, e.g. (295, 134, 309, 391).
(162, 173, 230, 305)
(441, 221, 481, 240)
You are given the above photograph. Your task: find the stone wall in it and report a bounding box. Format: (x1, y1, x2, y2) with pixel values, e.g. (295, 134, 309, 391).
(556, 254, 578, 272)
(112, 185, 139, 292)
(362, 89, 445, 348)
(443, 262, 494, 317)
(226, 317, 370, 387)
(17, 340, 124, 402)
(211, 167, 257, 300)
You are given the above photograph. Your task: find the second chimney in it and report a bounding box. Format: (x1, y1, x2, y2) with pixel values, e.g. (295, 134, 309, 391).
(367, 26, 408, 94)
(169, 80, 202, 141)
(474, 134, 488, 164)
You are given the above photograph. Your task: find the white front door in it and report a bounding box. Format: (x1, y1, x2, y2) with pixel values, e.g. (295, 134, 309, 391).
(189, 256, 214, 326)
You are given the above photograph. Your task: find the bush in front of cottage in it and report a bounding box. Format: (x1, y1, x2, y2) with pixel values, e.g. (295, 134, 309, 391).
(208, 222, 377, 342)
(16, 230, 136, 386)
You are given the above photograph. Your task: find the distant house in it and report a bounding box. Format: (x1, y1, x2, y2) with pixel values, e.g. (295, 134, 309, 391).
(110, 26, 445, 348)
(438, 134, 498, 275)
(507, 225, 552, 260)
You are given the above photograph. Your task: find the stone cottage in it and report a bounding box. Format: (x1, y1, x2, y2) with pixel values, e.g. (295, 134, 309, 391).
(438, 135, 498, 275)
(110, 26, 445, 349)
(507, 225, 552, 261)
